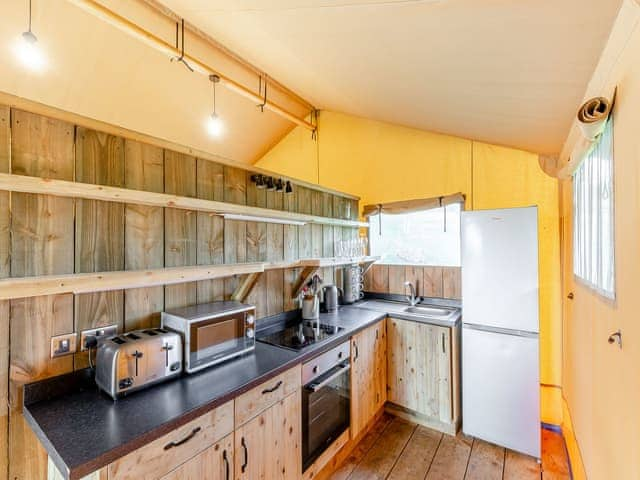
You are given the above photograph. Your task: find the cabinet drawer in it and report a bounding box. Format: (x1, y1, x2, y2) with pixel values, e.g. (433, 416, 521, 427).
(160, 433, 233, 480)
(235, 365, 301, 426)
(109, 400, 234, 480)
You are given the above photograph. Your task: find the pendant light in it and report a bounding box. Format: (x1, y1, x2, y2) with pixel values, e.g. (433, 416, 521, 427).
(14, 0, 46, 72)
(206, 74, 224, 137)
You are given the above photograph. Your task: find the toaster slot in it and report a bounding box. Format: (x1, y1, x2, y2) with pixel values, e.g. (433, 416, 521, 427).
(142, 329, 158, 336)
(111, 337, 126, 344)
(125, 333, 141, 340)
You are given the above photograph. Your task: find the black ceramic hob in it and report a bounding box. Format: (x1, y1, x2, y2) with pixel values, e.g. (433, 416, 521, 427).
(257, 320, 344, 350)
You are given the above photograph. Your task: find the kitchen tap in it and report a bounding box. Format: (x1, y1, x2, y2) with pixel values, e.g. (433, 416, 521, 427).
(404, 281, 418, 306)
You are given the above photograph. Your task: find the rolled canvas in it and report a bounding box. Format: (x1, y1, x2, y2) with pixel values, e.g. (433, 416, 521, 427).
(576, 96, 612, 141)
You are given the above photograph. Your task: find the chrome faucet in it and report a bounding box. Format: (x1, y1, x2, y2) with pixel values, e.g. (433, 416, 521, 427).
(404, 281, 418, 306)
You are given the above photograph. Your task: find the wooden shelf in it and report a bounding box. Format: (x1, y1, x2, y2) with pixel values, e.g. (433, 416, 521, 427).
(0, 256, 380, 301)
(0, 263, 264, 300)
(233, 256, 381, 302)
(297, 256, 381, 268)
(0, 173, 369, 228)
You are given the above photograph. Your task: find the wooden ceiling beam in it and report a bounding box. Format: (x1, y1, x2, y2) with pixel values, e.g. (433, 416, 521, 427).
(66, 0, 316, 131)
(139, 0, 315, 112)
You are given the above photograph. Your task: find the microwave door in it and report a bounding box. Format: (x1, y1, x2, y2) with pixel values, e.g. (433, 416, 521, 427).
(189, 315, 251, 370)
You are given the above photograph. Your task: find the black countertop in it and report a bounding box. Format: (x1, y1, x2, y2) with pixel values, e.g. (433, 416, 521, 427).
(24, 306, 386, 480)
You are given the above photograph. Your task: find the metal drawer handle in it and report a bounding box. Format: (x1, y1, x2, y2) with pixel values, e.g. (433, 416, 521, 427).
(163, 427, 201, 450)
(441, 333, 446, 354)
(223, 449, 230, 480)
(241, 437, 248, 473)
(261, 380, 283, 395)
(305, 363, 351, 393)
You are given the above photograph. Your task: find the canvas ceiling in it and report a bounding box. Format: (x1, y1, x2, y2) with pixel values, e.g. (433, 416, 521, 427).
(160, 0, 623, 155)
(0, 0, 311, 164)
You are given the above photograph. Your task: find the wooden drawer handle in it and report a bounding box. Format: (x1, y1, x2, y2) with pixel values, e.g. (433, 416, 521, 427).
(223, 449, 230, 480)
(241, 437, 249, 473)
(261, 380, 283, 395)
(163, 427, 201, 450)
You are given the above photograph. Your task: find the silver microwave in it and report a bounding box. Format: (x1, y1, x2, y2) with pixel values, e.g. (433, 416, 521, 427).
(161, 301, 256, 373)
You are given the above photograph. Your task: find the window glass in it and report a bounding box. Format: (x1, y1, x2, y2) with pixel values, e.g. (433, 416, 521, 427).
(573, 117, 615, 298)
(369, 203, 461, 266)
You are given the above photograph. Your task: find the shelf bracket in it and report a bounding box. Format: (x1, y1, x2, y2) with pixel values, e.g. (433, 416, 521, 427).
(231, 272, 263, 303)
(291, 266, 320, 299)
(361, 259, 378, 276)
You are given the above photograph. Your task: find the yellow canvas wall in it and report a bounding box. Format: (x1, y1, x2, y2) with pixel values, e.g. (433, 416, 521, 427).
(557, 14, 640, 478)
(255, 110, 562, 424)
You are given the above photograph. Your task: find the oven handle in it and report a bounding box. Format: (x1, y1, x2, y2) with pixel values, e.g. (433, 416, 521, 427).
(304, 363, 351, 393)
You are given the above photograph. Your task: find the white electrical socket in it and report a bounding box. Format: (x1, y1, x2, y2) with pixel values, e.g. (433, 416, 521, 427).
(79, 324, 118, 351)
(50, 333, 77, 358)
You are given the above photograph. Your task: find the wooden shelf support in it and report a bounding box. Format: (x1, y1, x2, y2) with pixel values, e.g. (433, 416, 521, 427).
(231, 272, 263, 303)
(292, 266, 320, 299)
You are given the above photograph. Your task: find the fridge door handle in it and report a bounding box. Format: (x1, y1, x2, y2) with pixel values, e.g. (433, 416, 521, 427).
(463, 323, 538, 338)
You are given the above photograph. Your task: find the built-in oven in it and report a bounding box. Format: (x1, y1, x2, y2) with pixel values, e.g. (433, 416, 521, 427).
(302, 341, 351, 471)
(161, 301, 256, 373)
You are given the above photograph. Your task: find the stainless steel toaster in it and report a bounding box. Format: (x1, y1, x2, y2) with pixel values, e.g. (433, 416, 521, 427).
(95, 328, 183, 399)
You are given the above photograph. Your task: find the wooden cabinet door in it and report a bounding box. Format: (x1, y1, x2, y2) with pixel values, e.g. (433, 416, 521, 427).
(372, 320, 387, 413)
(387, 318, 452, 422)
(351, 320, 385, 438)
(350, 325, 372, 438)
(161, 433, 233, 480)
(234, 391, 301, 480)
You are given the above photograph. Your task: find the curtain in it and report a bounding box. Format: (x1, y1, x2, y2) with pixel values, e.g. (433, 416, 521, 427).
(362, 192, 465, 218)
(573, 117, 615, 299)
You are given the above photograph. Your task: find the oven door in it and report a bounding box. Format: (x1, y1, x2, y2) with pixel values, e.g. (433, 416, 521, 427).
(188, 312, 254, 371)
(302, 360, 351, 471)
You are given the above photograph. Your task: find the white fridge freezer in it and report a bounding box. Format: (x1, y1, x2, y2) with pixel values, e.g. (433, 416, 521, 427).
(461, 206, 540, 459)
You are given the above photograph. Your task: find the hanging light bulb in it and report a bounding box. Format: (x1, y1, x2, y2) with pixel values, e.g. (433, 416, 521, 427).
(206, 74, 224, 137)
(14, 0, 46, 72)
(207, 112, 223, 137)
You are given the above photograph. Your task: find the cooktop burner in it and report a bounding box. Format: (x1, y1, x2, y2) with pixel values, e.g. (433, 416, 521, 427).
(257, 321, 344, 350)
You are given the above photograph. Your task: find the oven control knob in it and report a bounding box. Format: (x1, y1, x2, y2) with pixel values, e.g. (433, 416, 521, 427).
(313, 366, 319, 374)
(246, 314, 255, 325)
(246, 328, 255, 338)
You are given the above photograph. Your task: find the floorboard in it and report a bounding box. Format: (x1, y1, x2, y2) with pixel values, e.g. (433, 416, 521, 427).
(541, 429, 570, 480)
(503, 450, 540, 480)
(330, 413, 394, 480)
(347, 418, 415, 480)
(465, 439, 505, 480)
(387, 425, 442, 480)
(330, 416, 570, 480)
(425, 433, 474, 480)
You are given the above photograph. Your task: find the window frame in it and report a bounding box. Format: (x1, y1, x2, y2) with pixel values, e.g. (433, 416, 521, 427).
(572, 116, 616, 300)
(367, 203, 462, 267)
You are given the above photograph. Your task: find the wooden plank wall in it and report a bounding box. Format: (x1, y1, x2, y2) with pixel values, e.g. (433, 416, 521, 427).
(364, 265, 462, 300)
(0, 105, 359, 480)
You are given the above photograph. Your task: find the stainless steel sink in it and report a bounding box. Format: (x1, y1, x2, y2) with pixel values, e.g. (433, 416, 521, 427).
(403, 305, 455, 316)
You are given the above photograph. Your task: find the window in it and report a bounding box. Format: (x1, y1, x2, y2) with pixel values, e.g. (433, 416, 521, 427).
(369, 203, 461, 266)
(573, 117, 615, 298)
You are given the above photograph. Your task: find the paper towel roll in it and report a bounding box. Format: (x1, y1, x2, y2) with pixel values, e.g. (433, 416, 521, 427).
(577, 96, 612, 141)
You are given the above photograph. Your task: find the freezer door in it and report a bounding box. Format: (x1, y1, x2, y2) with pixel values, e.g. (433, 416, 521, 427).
(461, 207, 539, 333)
(462, 326, 540, 458)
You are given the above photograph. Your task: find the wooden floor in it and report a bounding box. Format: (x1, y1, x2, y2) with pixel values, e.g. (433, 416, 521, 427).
(329, 414, 571, 480)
